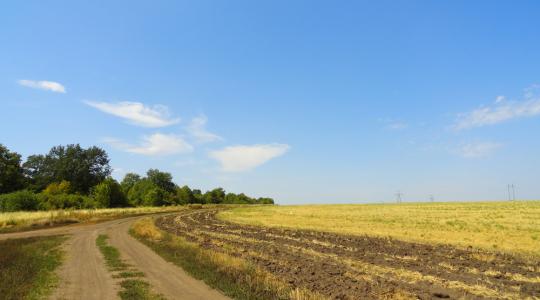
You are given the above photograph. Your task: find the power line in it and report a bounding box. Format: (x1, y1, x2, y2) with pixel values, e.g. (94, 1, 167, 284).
(395, 191, 403, 204)
(507, 184, 517, 201)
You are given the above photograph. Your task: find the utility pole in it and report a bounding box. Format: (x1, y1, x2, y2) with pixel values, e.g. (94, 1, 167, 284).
(395, 191, 403, 204)
(507, 184, 512, 201)
(512, 184, 516, 201)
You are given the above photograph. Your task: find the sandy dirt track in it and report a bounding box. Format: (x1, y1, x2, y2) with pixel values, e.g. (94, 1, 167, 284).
(0, 215, 229, 300)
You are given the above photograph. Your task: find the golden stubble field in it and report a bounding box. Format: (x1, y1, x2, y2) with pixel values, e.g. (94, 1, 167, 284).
(219, 201, 540, 257)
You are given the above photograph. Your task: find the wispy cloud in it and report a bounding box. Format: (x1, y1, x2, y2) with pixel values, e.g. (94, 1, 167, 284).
(18, 79, 66, 93)
(209, 144, 290, 172)
(386, 121, 408, 130)
(379, 118, 408, 130)
(455, 142, 502, 158)
(186, 115, 223, 143)
(453, 85, 540, 130)
(85, 101, 180, 128)
(104, 133, 193, 156)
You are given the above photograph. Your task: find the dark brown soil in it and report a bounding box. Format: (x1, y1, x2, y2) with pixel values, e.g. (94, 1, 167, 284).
(156, 210, 540, 300)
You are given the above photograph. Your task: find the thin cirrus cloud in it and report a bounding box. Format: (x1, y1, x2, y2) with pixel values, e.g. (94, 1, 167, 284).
(209, 144, 290, 172)
(85, 100, 180, 128)
(186, 115, 223, 143)
(386, 121, 408, 130)
(379, 118, 408, 131)
(18, 79, 66, 93)
(455, 142, 502, 158)
(453, 85, 540, 130)
(104, 133, 193, 156)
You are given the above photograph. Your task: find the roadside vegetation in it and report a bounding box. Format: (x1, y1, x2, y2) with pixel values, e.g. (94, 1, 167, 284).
(219, 201, 540, 256)
(0, 206, 184, 233)
(131, 217, 325, 300)
(0, 143, 273, 213)
(0, 235, 66, 300)
(96, 234, 165, 300)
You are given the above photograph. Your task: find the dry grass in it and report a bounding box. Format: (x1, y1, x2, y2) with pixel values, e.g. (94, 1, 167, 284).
(0, 206, 184, 232)
(219, 201, 540, 257)
(131, 217, 163, 241)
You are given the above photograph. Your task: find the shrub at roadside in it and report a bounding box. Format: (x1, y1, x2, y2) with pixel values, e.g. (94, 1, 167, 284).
(0, 190, 40, 212)
(39, 193, 96, 210)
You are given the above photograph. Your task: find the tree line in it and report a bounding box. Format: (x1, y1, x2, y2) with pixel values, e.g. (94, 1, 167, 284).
(0, 143, 273, 212)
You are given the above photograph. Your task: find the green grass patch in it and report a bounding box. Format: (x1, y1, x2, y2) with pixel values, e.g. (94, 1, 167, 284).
(114, 271, 146, 279)
(96, 234, 165, 300)
(118, 279, 166, 300)
(0, 235, 66, 300)
(96, 234, 129, 271)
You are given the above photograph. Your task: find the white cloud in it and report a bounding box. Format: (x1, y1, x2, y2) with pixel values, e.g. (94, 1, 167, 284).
(85, 101, 180, 128)
(210, 144, 290, 172)
(111, 167, 127, 179)
(18, 79, 66, 93)
(386, 121, 408, 130)
(453, 85, 540, 130)
(455, 142, 502, 158)
(105, 133, 193, 156)
(186, 115, 223, 143)
(379, 118, 408, 130)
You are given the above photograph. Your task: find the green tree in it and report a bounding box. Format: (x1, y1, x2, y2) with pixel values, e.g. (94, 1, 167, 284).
(204, 188, 226, 204)
(224, 192, 238, 204)
(143, 187, 169, 206)
(146, 169, 176, 194)
(257, 197, 274, 204)
(23, 144, 111, 194)
(191, 189, 204, 204)
(175, 185, 195, 204)
(22, 154, 48, 191)
(92, 178, 127, 208)
(0, 144, 26, 194)
(127, 179, 156, 206)
(120, 173, 141, 194)
(236, 193, 254, 204)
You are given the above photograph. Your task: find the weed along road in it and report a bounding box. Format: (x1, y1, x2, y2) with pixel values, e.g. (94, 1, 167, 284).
(0, 215, 230, 300)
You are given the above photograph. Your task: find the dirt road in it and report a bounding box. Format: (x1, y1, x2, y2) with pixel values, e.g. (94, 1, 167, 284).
(0, 215, 229, 300)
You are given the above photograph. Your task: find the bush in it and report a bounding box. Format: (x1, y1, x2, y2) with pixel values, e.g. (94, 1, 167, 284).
(127, 179, 155, 206)
(39, 193, 96, 210)
(0, 190, 40, 212)
(42, 181, 71, 195)
(92, 178, 128, 208)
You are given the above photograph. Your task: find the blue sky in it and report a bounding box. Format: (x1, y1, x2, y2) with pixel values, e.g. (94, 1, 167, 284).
(1, 1, 539, 204)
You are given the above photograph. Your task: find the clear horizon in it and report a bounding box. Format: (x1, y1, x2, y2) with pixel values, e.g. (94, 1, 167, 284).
(1, 1, 539, 204)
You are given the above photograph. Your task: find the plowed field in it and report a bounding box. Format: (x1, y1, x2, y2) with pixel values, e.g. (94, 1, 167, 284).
(156, 210, 540, 299)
